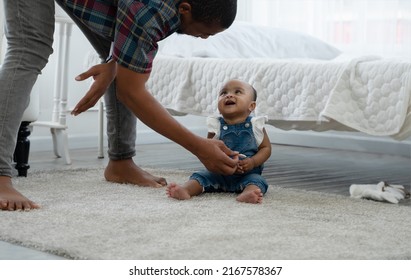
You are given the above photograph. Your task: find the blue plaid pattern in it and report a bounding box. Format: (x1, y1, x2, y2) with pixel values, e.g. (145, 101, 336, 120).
(60, 0, 181, 72)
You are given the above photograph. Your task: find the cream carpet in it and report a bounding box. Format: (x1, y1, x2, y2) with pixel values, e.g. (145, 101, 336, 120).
(1, 168, 410, 260)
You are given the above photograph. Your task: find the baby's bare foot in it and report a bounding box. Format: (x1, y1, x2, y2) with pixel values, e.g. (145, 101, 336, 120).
(236, 188, 263, 204)
(104, 159, 167, 187)
(166, 183, 192, 200)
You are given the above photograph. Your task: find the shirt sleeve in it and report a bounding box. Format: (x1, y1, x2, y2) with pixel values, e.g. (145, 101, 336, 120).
(114, 1, 157, 73)
(114, 0, 180, 73)
(251, 116, 268, 146)
(206, 116, 221, 139)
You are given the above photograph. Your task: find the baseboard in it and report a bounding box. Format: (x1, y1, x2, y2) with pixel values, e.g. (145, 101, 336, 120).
(29, 127, 411, 158)
(266, 128, 411, 158)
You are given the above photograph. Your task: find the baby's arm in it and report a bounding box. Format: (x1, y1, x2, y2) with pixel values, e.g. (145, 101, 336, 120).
(238, 128, 272, 172)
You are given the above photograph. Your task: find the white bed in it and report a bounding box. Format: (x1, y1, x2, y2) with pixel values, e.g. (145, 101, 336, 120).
(147, 21, 411, 141)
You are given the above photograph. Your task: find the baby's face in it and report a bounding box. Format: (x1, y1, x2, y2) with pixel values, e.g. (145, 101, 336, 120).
(217, 80, 256, 120)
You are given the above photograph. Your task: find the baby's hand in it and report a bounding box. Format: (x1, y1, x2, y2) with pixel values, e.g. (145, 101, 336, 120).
(234, 154, 246, 174)
(238, 157, 255, 173)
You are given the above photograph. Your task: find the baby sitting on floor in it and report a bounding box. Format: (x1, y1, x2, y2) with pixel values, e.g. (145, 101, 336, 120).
(167, 79, 272, 204)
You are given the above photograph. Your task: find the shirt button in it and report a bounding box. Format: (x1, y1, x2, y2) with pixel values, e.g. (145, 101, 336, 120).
(223, 125, 228, 130)
(245, 123, 250, 128)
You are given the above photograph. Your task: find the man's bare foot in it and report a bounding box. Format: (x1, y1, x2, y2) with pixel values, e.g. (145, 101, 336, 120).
(0, 176, 39, 211)
(104, 158, 167, 187)
(166, 183, 192, 200)
(236, 186, 263, 204)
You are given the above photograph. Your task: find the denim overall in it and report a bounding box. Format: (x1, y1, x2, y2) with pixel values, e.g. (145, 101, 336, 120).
(190, 116, 268, 194)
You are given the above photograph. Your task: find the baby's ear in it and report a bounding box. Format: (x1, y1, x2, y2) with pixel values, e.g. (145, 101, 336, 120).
(249, 101, 256, 112)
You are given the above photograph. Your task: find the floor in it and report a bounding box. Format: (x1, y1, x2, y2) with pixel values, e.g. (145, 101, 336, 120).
(1, 142, 410, 259)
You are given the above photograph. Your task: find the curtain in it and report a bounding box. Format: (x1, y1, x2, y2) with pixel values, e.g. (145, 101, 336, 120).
(237, 0, 411, 58)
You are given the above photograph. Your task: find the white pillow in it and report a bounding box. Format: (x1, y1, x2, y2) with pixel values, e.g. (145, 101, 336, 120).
(158, 21, 341, 60)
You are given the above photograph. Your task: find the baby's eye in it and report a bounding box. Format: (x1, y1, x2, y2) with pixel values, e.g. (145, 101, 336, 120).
(235, 90, 242, 94)
(219, 91, 227, 96)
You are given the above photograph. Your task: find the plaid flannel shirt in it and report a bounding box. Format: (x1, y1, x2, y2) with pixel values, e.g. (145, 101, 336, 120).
(60, 0, 181, 73)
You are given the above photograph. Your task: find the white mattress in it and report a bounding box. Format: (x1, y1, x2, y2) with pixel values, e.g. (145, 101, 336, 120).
(147, 55, 411, 140)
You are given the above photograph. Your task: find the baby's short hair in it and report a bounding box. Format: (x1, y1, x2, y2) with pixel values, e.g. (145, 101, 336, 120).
(251, 85, 257, 101)
(232, 78, 257, 101)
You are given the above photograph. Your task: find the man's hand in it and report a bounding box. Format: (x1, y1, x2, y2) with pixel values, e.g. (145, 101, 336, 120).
(196, 138, 239, 175)
(71, 60, 117, 116)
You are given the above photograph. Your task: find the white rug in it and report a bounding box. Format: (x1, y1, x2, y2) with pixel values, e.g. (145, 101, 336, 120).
(1, 168, 410, 260)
